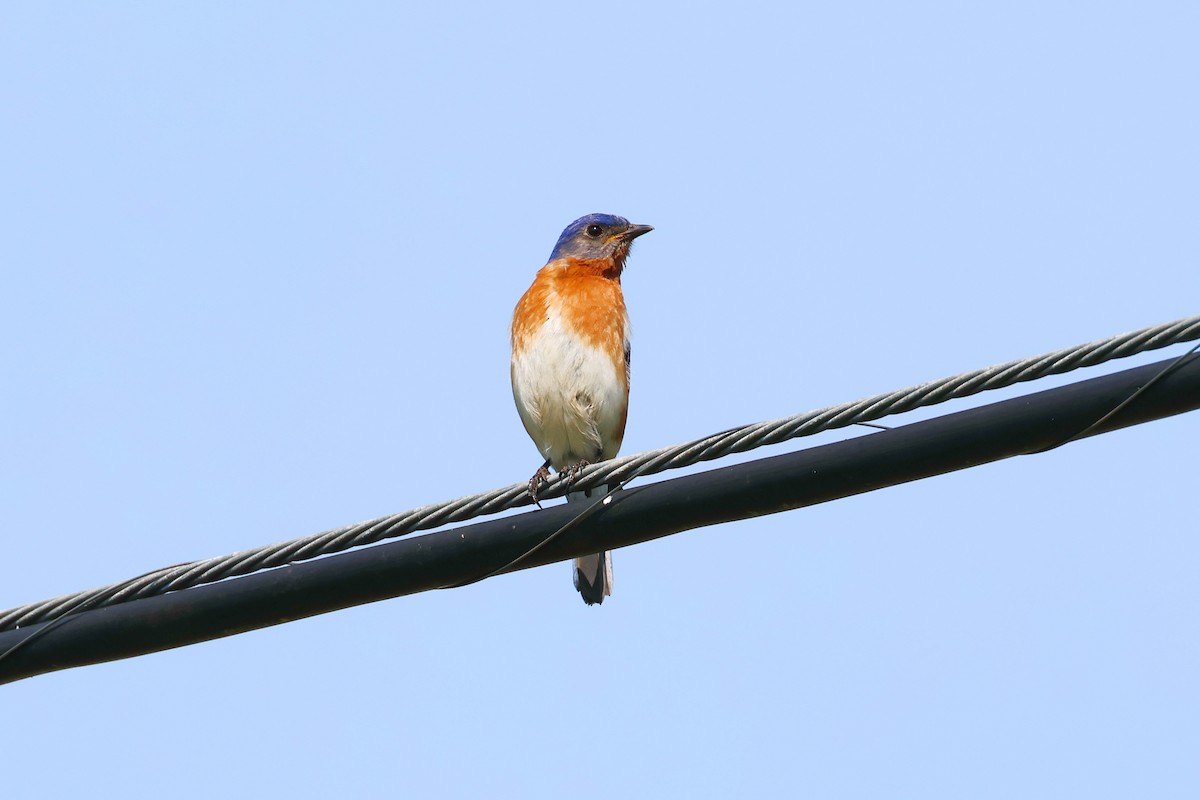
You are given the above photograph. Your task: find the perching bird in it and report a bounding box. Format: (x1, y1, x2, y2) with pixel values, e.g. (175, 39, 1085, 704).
(511, 213, 653, 605)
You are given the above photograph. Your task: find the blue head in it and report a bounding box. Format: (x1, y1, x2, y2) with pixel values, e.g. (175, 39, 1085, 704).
(548, 213, 654, 264)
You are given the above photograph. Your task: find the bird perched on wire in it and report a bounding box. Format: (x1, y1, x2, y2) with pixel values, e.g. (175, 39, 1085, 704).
(511, 213, 654, 605)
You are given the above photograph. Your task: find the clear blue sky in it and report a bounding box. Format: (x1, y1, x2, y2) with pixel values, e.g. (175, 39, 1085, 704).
(3, 3, 1198, 797)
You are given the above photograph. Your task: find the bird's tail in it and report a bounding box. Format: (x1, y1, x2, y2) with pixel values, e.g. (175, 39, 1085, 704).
(573, 550, 612, 605)
(567, 488, 613, 605)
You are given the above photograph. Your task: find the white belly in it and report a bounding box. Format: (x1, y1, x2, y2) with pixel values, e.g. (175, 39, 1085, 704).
(512, 318, 628, 470)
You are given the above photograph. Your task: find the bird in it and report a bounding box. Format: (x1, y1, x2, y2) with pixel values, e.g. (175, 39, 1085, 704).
(511, 213, 653, 605)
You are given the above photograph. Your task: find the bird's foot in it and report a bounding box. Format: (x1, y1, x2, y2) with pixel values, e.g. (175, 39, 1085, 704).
(564, 459, 591, 491)
(527, 464, 552, 507)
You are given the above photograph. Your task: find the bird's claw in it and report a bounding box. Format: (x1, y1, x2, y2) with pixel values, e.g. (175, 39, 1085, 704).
(527, 464, 552, 507)
(527, 460, 591, 507)
(564, 459, 590, 491)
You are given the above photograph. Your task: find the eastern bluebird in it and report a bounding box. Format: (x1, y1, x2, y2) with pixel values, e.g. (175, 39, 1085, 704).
(511, 213, 653, 605)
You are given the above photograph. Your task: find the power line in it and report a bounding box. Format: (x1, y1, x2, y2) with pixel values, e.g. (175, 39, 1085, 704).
(0, 352, 1197, 684)
(2, 315, 1196, 633)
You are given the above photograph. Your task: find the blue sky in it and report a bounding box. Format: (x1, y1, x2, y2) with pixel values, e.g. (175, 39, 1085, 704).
(3, 3, 1198, 797)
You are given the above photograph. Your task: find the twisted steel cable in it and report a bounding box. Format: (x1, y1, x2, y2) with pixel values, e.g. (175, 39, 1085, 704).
(3, 314, 1198, 632)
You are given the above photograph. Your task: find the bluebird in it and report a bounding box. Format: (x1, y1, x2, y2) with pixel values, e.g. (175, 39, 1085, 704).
(511, 213, 653, 605)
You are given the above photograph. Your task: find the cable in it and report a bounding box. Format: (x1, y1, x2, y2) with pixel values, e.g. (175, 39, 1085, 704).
(3, 352, 1198, 684)
(1028, 341, 1200, 453)
(2, 314, 1198, 632)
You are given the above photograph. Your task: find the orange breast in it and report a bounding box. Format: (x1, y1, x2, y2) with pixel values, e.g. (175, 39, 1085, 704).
(512, 258, 630, 390)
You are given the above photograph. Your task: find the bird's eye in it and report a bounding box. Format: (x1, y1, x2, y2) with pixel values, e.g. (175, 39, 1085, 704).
(585, 224, 604, 238)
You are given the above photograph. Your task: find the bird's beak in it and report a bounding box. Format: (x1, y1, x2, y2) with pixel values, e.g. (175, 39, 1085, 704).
(621, 224, 654, 241)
